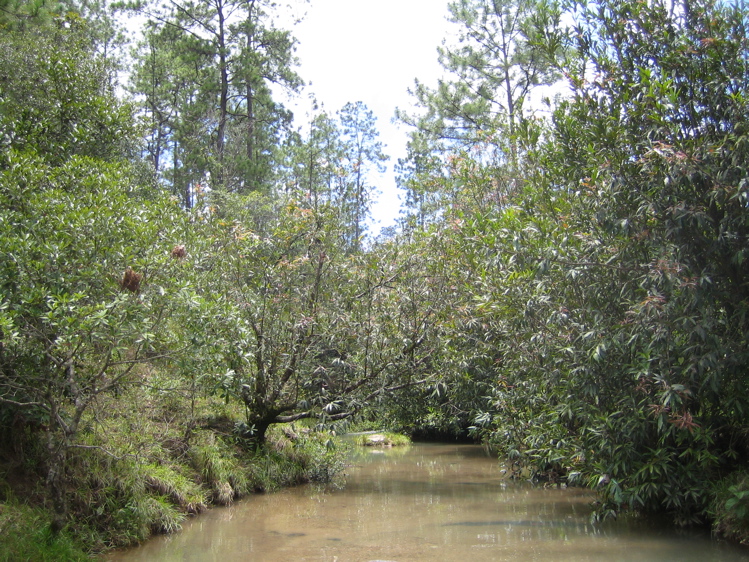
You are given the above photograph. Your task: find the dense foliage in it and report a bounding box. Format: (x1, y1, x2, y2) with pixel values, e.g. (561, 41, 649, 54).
(2, 0, 749, 556)
(398, 0, 749, 528)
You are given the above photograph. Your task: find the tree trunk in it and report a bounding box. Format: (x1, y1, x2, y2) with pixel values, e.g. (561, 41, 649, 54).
(45, 426, 70, 534)
(215, 0, 229, 189)
(244, 1, 257, 192)
(252, 417, 273, 445)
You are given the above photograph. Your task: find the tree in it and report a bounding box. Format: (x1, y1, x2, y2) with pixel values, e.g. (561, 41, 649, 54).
(277, 102, 388, 251)
(229, 0, 301, 192)
(459, 0, 749, 524)
(278, 109, 345, 210)
(0, 0, 68, 28)
(0, 20, 194, 532)
(395, 130, 447, 228)
(129, 18, 216, 206)
(396, 0, 563, 223)
(127, 0, 302, 199)
(187, 191, 449, 444)
(417, 0, 559, 143)
(208, 200, 347, 442)
(336, 101, 388, 251)
(0, 153, 193, 531)
(0, 15, 137, 166)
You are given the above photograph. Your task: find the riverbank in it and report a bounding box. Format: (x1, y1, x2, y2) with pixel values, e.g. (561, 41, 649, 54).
(104, 442, 749, 562)
(0, 377, 348, 560)
(354, 431, 411, 447)
(3, 367, 749, 562)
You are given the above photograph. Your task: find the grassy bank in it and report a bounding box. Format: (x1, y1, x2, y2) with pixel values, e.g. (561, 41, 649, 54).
(0, 367, 348, 560)
(0, 502, 90, 561)
(353, 432, 411, 448)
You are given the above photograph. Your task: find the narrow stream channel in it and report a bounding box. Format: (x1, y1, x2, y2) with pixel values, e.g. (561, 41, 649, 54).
(107, 442, 749, 561)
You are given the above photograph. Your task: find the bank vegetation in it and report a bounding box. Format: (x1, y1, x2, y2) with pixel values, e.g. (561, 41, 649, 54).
(2, 0, 749, 557)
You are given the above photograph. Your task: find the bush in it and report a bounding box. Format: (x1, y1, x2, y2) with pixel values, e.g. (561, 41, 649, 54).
(710, 473, 749, 544)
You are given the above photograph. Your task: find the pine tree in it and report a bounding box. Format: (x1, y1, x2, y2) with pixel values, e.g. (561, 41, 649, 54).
(397, 0, 564, 221)
(337, 101, 388, 251)
(128, 0, 301, 201)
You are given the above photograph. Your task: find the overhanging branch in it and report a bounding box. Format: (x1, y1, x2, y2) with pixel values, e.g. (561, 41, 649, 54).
(272, 378, 431, 425)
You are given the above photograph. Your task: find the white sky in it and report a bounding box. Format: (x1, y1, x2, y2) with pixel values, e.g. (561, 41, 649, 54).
(289, 0, 454, 233)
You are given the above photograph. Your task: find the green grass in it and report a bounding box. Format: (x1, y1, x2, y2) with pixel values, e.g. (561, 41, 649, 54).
(0, 502, 89, 562)
(0, 365, 353, 559)
(353, 432, 411, 447)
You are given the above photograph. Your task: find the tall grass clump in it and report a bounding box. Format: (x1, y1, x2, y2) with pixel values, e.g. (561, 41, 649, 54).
(188, 430, 250, 504)
(66, 446, 189, 549)
(143, 463, 207, 515)
(247, 426, 348, 491)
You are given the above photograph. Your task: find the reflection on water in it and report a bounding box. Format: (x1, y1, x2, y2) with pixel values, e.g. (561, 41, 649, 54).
(107, 443, 749, 561)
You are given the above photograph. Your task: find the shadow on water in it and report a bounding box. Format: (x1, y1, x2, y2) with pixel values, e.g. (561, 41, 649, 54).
(107, 442, 749, 562)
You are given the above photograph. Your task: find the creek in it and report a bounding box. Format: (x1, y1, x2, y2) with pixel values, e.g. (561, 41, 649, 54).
(107, 442, 749, 561)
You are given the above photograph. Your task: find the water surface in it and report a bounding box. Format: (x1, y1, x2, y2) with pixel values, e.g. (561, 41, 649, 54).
(108, 442, 749, 561)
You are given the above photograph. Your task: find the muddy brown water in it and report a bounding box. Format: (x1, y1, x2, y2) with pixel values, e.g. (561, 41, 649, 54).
(107, 442, 749, 561)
